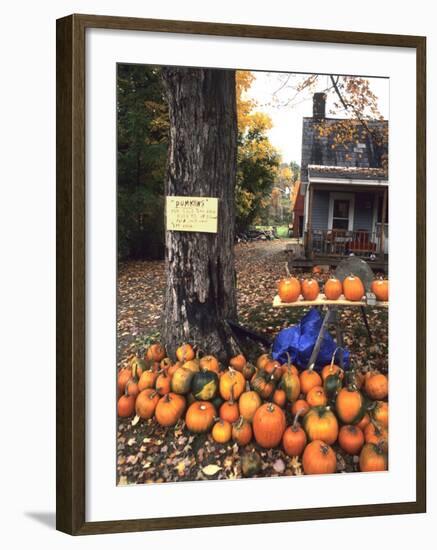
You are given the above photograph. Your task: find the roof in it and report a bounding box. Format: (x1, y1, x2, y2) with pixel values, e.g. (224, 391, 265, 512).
(308, 164, 388, 181)
(301, 117, 388, 184)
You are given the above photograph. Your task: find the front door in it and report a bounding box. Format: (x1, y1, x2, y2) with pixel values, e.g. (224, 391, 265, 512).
(374, 194, 389, 254)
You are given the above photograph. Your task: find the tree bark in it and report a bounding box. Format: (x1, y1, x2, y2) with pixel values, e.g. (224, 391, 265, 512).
(161, 67, 239, 362)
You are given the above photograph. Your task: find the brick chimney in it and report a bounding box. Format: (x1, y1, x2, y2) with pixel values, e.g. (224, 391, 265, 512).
(313, 92, 327, 119)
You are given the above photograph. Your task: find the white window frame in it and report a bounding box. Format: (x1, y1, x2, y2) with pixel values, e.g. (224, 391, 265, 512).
(328, 192, 355, 231)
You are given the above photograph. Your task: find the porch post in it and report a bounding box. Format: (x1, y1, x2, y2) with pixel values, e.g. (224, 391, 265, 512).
(306, 184, 314, 259)
(379, 187, 388, 262)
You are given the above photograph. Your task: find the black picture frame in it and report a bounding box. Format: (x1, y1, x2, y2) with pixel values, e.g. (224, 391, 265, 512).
(56, 13, 426, 535)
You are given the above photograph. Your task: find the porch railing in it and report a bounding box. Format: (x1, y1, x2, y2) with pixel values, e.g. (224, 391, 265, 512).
(309, 228, 387, 258)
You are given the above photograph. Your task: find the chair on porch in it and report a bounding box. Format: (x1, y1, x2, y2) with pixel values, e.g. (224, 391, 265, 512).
(347, 230, 377, 256)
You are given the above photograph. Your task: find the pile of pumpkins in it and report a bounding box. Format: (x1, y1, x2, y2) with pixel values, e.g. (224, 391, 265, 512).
(278, 271, 389, 304)
(118, 342, 389, 476)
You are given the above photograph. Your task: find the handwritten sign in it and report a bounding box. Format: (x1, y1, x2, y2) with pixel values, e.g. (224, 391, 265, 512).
(166, 196, 218, 233)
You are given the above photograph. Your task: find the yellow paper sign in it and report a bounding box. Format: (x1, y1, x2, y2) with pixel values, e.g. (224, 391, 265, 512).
(166, 196, 218, 233)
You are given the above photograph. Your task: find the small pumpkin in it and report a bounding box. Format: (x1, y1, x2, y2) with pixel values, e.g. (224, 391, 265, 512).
(145, 343, 166, 363)
(170, 367, 195, 395)
(263, 359, 283, 381)
(117, 392, 135, 418)
(335, 386, 366, 424)
(229, 354, 247, 372)
(199, 355, 220, 373)
(117, 364, 141, 395)
(191, 370, 219, 401)
(278, 264, 301, 303)
(303, 406, 339, 445)
(282, 409, 307, 456)
(219, 385, 240, 423)
(300, 364, 322, 395)
(343, 274, 365, 302)
(371, 278, 389, 302)
(242, 362, 256, 380)
(155, 392, 186, 426)
(125, 378, 139, 398)
(306, 385, 327, 407)
(356, 412, 371, 433)
(364, 372, 388, 400)
(155, 370, 171, 396)
(359, 442, 388, 472)
(232, 416, 253, 446)
(371, 401, 388, 428)
(182, 358, 200, 373)
(323, 373, 343, 401)
(176, 343, 195, 362)
(281, 369, 301, 402)
(138, 369, 159, 392)
(324, 277, 343, 300)
(364, 421, 388, 447)
(302, 440, 337, 475)
(273, 388, 287, 408)
(256, 353, 271, 370)
(135, 388, 159, 419)
(185, 401, 216, 433)
(220, 368, 245, 400)
(253, 402, 286, 448)
(338, 425, 365, 455)
(251, 371, 276, 400)
(301, 278, 319, 301)
(239, 390, 262, 423)
(321, 347, 344, 381)
(212, 419, 232, 444)
(291, 399, 310, 417)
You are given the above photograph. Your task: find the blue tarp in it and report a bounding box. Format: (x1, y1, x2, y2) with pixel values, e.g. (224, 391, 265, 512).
(271, 308, 350, 371)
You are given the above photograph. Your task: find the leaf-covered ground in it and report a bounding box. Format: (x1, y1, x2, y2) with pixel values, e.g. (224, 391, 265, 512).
(117, 240, 388, 485)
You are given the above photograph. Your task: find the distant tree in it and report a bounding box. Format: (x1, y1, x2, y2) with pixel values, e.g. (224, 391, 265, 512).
(117, 65, 168, 260)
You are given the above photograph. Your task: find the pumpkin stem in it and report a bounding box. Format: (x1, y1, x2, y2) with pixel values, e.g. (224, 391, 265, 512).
(292, 408, 307, 430)
(284, 262, 291, 277)
(234, 416, 244, 430)
(267, 402, 275, 413)
(124, 379, 134, 397)
(286, 352, 291, 366)
(330, 346, 342, 367)
(308, 362, 315, 372)
(320, 443, 330, 455)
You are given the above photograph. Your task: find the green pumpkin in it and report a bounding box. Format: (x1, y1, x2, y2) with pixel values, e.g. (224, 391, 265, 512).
(170, 367, 194, 395)
(324, 373, 342, 401)
(191, 371, 219, 401)
(280, 371, 300, 402)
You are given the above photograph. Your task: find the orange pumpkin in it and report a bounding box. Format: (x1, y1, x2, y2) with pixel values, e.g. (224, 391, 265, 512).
(364, 421, 388, 447)
(232, 417, 253, 446)
(155, 370, 171, 396)
(138, 369, 159, 392)
(117, 365, 142, 395)
(185, 401, 216, 433)
(335, 386, 366, 424)
(125, 378, 139, 398)
(359, 442, 388, 472)
(300, 366, 322, 395)
(356, 412, 371, 433)
(155, 392, 186, 426)
(239, 390, 262, 422)
(364, 373, 388, 400)
(117, 393, 135, 417)
(306, 386, 327, 407)
(338, 425, 365, 455)
(220, 368, 245, 400)
(229, 354, 247, 372)
(256, 353, 271, 370)
(303, 406, 339, 445)
(263, 360, 283, 381)
(302, 440, 337, 475)
(372, 401, 389, 428)
(371, 279, 389, 302)
(199, 355, 220, 373)
(278, 277, 301, 303)
(251, 372, 276, 400)
(212, 419, 232, 444)
(291, 399, 310, 417)
(273, 388, 287, 408)
(176, 343, 195, 362)
(324, 277, 343, 300)
(282, 409, 307, 456)
(343, 274, 365, 301)
(242, 362, 256, 380)
(219, 385, 240, 424)
(170, 367, 194, 395)
(321, 363, 344, 382)
(135, 388, 159, 419)
(301, 278, 319, 301)
(145, 343, 166, 363)
(253, 403, 286, 448)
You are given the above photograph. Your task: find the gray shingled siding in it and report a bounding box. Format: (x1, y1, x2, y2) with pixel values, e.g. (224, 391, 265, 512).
(311, 190, 374, 232)
(353, 192, 374, 232)
(312, 190, 330, 230)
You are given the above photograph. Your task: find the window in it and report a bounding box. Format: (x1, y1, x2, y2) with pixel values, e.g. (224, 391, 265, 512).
(332, 199, 350, 230)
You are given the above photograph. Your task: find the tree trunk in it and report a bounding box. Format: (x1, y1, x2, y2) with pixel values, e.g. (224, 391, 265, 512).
(161, 67, 239, 362)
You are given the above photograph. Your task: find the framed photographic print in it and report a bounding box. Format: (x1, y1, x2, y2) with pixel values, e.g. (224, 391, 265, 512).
(56, 14, 426, 535)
